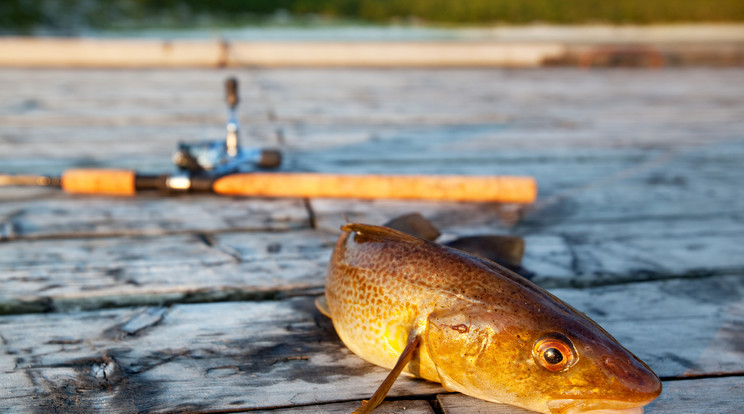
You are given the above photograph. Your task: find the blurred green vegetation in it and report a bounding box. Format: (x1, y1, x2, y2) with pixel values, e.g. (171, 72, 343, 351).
(178, 0, 744, 23)
(2, 0, 743, 34)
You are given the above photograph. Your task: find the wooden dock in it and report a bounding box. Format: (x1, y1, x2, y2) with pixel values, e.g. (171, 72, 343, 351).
(1, 67, 743, 413)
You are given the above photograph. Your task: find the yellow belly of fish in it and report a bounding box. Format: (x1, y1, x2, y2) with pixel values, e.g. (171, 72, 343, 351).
(329, 297, 442, 383)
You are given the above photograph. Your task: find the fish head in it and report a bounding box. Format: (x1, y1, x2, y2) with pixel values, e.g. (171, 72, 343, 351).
(533, 325, 662, 414)
(426, 304, 662, 414)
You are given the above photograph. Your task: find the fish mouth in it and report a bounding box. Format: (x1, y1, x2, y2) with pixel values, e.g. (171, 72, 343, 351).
(548, 398, 656, 414)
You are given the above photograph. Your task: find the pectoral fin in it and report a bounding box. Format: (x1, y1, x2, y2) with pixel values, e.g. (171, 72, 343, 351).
(315, 295, 331, 319)
(352, 332, 421, 414)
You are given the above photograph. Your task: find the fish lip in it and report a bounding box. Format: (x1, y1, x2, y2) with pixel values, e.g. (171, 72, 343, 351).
(547, 398, 657, 414)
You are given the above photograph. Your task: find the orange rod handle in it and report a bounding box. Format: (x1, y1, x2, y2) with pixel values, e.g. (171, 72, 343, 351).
(213, 173, 537, 203)
(61, 169, 136, 196)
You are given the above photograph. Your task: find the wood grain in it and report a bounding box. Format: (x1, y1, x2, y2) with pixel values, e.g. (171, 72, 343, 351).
(252, 399, 435, 414)
(0, 230, 333, 313)
(0, 38, 565, 68)
(1, 274, 743, 412)
(0, 195, 311, 240)
(0, 67, 742, 413)
(0, 299, 444, 413)
(439, 376, 744, 414)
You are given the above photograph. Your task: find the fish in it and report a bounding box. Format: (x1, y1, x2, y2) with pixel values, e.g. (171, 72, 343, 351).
(316, 223, 662, 414)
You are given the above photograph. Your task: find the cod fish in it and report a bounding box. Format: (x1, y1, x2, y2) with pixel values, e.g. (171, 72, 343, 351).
(316, 223, 661, 414)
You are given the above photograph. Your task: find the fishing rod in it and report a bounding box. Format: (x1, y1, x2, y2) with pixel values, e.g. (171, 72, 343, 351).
(0, 169, 537, 203)
(0, 78, 537, 204)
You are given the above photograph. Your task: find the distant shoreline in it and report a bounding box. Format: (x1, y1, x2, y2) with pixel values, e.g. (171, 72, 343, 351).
(2, 25, 743, 68)
(2, 24, 743, 45)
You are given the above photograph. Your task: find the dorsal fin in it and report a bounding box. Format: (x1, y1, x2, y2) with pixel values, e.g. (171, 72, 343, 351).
(445, 235, 525, 269)
(341, 223, 424, 245)
(383, 213, 441, 241)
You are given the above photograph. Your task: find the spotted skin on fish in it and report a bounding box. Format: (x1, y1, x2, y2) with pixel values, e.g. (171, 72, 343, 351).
(318, 224, 662, 413)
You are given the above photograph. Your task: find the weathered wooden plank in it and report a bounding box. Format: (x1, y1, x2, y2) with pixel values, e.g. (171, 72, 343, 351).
(1, 215, 742, 314)
(0, 38, 565, 68)
(0, 230, 333, 313)
(0, 66, 740, 412)
(253, 399, 435, 414)
(0, 195, 310, 240)
(309, 200, 744, 287)
(438, 376, 744, 413)
(1, 65, 741, 414)
(3, 135, 740, 256)
(3, 68, 741, 209)
(438, 393, 537, 414)
(3, 69, 742, 150)
(229, 42, 566, 67)
(253, 68, 744, 129)
(307, 136, 744, 220)
(308, 137, 744, 286)
(556, 275, 744, 378)
(645, 376, 744, 414)
(1, 274, 742, 412)
(0, 125, 228, 163)
(0, 38, 225, 67)
(0, 299, 444, 413)
(524, 230, 744, 287)
(0, 69, 260, 115)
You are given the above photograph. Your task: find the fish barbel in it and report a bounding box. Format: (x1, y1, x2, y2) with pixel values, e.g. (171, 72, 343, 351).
(318, 223, 661, 414)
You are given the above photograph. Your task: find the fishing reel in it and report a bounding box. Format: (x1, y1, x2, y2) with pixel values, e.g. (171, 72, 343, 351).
(172, 77, 281, 177)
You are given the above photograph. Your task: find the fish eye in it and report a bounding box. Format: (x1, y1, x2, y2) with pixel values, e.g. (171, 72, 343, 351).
(533, 333, 577, 372)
